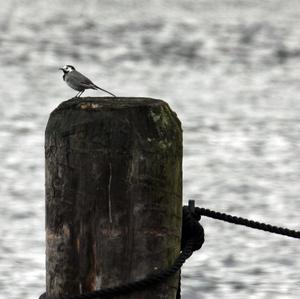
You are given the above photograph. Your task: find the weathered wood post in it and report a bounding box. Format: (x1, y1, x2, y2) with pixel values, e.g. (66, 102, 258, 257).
(45, 97, 182, 299)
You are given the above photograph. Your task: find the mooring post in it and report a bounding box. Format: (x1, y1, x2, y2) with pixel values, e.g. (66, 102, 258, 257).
(45, 97, 182, 299)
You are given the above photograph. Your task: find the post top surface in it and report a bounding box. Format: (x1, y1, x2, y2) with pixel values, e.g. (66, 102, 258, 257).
(54, 97, 168, 113)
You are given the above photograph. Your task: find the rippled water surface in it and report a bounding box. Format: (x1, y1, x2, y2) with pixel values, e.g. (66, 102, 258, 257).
(1, 1, 300, 298)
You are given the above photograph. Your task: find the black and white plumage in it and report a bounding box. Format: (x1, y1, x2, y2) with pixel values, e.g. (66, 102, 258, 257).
(59, 65, 116, 97)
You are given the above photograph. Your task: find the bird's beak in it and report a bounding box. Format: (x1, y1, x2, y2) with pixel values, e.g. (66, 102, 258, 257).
(59, 68, 64, 71)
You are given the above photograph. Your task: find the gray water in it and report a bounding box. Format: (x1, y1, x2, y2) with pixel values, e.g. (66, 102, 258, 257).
(1, 1, 300, 298)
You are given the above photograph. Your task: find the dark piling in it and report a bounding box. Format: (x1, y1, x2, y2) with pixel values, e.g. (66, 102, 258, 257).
(45, 97, 182, 298)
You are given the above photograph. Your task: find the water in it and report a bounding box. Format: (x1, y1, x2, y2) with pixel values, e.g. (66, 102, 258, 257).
(1, 1, 300, 298)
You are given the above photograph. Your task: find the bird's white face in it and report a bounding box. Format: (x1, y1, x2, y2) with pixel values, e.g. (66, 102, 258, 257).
(60, 65, 75, 73)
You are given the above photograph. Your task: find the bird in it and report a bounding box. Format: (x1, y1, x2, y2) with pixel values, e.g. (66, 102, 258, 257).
(59, 65, 116, 97)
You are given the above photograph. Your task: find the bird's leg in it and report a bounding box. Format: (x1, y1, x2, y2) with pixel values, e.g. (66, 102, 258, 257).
(78, 90, 85, 97)
(75, 91, 81, 97)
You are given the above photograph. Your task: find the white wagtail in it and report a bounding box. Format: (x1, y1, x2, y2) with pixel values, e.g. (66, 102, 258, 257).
(59, 65, 116, 97)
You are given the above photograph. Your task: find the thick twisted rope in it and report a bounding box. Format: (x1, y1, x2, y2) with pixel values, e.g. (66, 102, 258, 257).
(196, 206, 300, 239)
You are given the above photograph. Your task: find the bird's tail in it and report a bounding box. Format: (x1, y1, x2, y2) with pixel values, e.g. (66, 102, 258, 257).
(93, 84, 116, 97)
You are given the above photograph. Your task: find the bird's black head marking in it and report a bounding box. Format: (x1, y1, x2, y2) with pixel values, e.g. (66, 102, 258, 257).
(66, 65, 75, 70)
(59, 65, 76, 74)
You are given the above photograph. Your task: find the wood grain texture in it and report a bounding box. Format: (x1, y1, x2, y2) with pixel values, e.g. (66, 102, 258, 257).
(45, 97, 182, 299)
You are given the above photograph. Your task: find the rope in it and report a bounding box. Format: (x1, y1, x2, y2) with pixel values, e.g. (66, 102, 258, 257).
(61, 241, 193, 299)
(40, 206, 204, 299)
(40, 201, 300, 299)
(196, 206, 300, 239)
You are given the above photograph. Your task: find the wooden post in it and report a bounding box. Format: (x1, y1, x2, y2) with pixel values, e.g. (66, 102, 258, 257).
(45, 97, 182, 299)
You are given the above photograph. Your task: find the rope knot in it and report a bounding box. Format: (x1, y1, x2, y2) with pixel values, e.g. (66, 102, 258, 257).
(181, 205, 205, 252)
